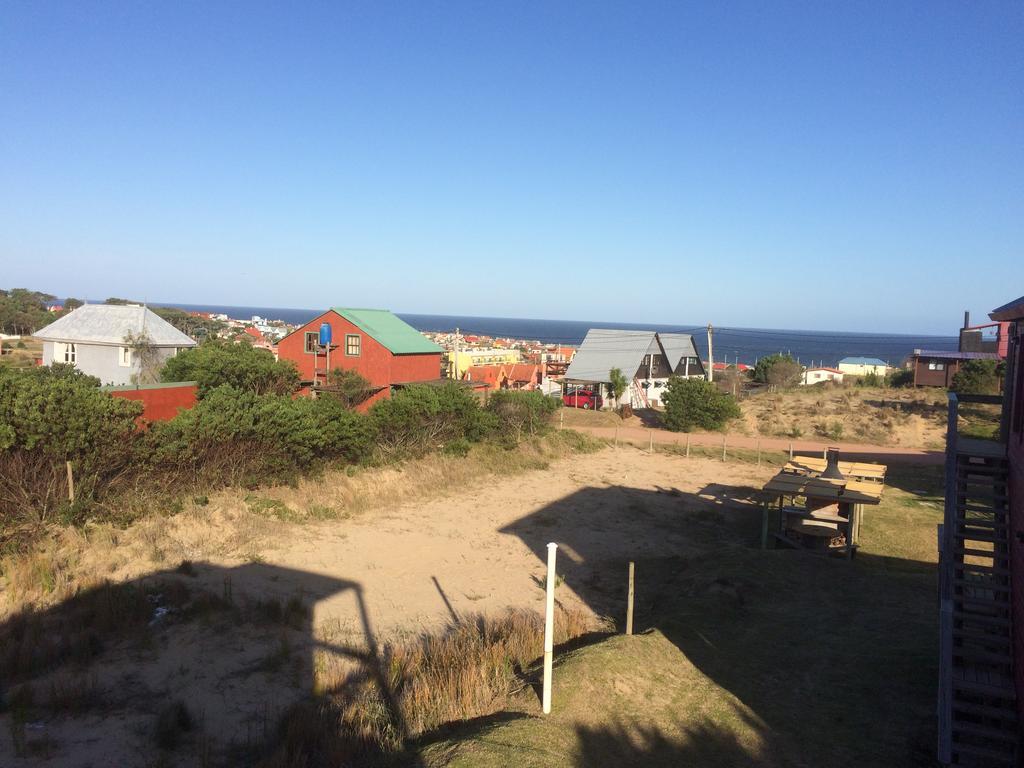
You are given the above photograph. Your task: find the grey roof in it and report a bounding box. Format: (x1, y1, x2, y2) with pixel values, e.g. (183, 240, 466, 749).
(34, 304, 197, 347)
(564, 329, 701, 383)
(658, 333, 700, 374)
(990, 295, 1024, 321)
(914, 349, 999, 361)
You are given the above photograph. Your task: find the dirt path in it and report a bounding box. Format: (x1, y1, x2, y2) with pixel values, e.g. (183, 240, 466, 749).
(568, 424, 944, 465)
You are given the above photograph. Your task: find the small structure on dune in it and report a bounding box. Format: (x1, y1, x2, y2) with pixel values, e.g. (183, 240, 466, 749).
(762, 448, 887, 558)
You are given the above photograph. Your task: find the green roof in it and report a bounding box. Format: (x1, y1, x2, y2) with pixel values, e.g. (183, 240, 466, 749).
(333, 308, 442, 355)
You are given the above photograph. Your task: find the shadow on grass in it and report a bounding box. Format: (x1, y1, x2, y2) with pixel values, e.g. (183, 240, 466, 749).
(500, 479, 939, 767)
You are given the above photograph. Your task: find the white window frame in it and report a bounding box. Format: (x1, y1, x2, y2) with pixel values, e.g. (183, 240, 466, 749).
(305, 331, 318, 354)
(119, 346, 132, 367)
(58, 342, 76, 364)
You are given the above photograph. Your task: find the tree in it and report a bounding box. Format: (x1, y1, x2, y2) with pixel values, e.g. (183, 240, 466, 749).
(661, 376, 741, 432)
(0, 288, 56, 335)
(951, 360, 1002, 395)
(326, 368, 376, 409)
(753, 354, 801, 390)
(160, 338, 299, 396)
(62, 297, 84, 312)
(608, 367, 629, 407)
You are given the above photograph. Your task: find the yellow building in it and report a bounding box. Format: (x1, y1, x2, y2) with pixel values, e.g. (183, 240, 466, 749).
(447, 347, 521, 378)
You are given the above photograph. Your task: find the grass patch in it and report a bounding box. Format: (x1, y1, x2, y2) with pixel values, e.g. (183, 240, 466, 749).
(261, 607, 593, 765)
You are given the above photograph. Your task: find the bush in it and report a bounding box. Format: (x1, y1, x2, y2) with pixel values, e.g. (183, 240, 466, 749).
(160, 338, 299, 397)
(325, 368, 375, 409)
(950, 359, 1002, 395)
(886, 368, 914, 388)
(0, 365, 142, 525)
(145, 386, 375, 484)
(661, 377, 741, 432)
(369, 384, 490, 458)
(486, 390, 558, 444)
(857, 371, 883, 387)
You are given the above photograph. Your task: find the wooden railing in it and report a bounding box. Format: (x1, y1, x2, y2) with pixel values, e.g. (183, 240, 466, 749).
(938, 391, 1007, 764)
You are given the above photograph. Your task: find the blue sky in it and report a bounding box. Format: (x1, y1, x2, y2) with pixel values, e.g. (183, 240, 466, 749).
(1, 2, 1021, 334)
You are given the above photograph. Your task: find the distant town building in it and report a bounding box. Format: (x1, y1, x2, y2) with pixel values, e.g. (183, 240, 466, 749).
(277, 307, 444, 408)
(563, 329, 705, 409)
(800, 367, 844, 386)
(447, 347, 521, 379)
(34, 304, 197, 385)
(837, 357, 890, 377)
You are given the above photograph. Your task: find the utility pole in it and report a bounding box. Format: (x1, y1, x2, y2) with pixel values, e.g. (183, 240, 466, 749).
(707, 323, 714, 382)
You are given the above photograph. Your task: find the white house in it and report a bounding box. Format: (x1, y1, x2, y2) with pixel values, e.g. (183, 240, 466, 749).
(563, 329, 706, 409)
(800, 367, 845, 386)
(837, 357, 890, 377)
(34, 304, 197, 385)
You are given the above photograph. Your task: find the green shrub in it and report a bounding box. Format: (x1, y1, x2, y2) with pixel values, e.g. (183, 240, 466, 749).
(369, 384, 489, 457)
(661, 377, 741, 432)
(951, 359, 1002, 395)
(160, 338, 299, 397)
(886, 368, 914, 388)
(144, 385, 375, 484)
(857, 371, 883, 387)
(0, 365, 142, 525)
(486, 390, 558, 444)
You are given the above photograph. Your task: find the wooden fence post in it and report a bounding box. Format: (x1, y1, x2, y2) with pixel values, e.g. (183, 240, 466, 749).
(789, 442, 793, 461)
(685, 435, 690, 457)
(761, 501, 770, 549)
(722, 434, 727, 461)
(649, 431, 654, 454)
(626, 561, 635, 635)
(66, 460, 75, 502)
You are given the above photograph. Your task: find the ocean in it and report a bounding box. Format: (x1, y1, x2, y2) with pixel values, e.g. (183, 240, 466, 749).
(156, 302, 959, 368)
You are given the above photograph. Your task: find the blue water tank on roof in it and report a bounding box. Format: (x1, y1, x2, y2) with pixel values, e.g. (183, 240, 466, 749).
(319, 323, 332, 346)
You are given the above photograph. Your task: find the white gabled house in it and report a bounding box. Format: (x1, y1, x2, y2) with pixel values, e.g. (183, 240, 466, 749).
(562, 329, 706, 409)
(34, 304, 197, 385)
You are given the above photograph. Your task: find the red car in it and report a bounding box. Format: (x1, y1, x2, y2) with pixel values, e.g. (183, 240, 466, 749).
(563, 388, 603, 410)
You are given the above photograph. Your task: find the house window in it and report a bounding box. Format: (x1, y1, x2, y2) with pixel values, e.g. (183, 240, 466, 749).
(928, 360, 945, 371)
(119, 346, 132, 367)
(62, 343, 76, 364)
(345, 334, 361, 357)
(305, 331, 318, 354)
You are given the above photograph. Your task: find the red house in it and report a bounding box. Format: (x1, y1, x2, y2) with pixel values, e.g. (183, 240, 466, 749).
(277, 307, 443, 408)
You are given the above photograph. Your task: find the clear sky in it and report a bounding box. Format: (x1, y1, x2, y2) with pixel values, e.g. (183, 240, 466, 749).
(1, 2, 1021, 334)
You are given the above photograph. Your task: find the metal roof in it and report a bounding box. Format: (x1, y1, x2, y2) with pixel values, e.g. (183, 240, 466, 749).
(990, 295, 1024, 322)
(658, 333, 700, 374)
(333, 307, 442, 355)
(838, 357, 888, 366)
(564, 329, 700, 383)
(914, 349, 1000, 361)
(34, 304, 197, 347)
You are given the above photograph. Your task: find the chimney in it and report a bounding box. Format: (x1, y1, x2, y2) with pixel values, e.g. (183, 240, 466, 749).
(964, 310, 971, 330)
(820, 447, 845, 482)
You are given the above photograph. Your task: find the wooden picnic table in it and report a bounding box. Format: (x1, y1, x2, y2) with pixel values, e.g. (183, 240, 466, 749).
(783, 456, 886, 483)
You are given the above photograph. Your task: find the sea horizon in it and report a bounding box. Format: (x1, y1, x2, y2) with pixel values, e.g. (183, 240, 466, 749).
(143, 300, 959, 367)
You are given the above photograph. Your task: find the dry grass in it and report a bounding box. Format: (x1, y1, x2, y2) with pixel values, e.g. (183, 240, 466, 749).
(261, 606, 594, 766)
(740, 385, 947, 445)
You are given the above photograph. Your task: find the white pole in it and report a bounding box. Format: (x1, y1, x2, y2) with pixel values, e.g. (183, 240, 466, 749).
(707, 323, 714, 382)
(543, 542, 557, 715)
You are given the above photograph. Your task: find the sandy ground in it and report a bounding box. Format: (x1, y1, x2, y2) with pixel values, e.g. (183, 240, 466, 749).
(1, 446, 777, 766)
